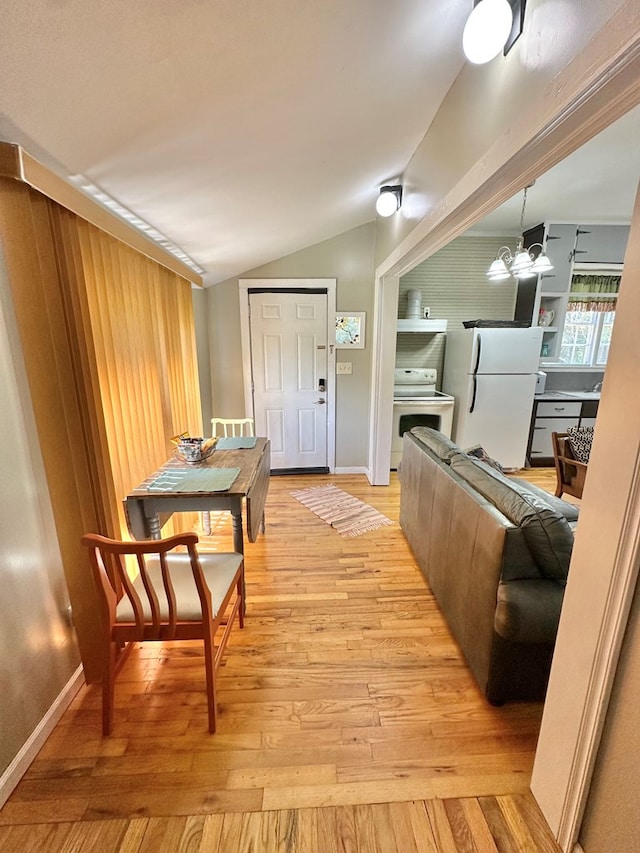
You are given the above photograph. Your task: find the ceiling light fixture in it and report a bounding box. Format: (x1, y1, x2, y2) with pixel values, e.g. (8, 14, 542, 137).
(376, 185, 403, 217)
(463, 0, 526, 65)
(486, 185, 553, 281)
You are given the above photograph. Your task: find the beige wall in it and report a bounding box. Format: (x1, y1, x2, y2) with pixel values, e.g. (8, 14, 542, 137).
(205, 223, 375, 469)
(579, 574, 640, 852)
(364, 1, 640, 845)
(192, 286, 212, 431)
(0, 247, 80, 784)
(375, 0, 633, 268)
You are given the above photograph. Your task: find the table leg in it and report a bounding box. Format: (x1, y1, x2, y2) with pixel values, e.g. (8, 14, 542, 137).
(148, 513, 162, 540)
(231, 508, 247, 615)
(231, 509, 244, 554)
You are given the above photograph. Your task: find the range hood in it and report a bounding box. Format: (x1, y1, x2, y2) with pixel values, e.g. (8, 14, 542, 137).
(397, 319, 448, 332)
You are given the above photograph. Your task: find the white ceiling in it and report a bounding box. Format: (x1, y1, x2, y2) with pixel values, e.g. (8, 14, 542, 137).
(2, 3, 638, 287)
(0, 0, 471, 285)
(468, 104, 640, 236)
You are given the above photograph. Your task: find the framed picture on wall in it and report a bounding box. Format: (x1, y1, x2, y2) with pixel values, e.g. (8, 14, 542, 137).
(335, 312, 365, 348)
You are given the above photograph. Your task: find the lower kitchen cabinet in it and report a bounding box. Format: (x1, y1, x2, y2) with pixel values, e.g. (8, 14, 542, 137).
(527, 398, 597, 466)
(530, 415, 580, 462)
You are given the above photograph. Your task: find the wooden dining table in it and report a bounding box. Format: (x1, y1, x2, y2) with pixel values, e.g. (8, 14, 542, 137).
(124, 437, 270, 556)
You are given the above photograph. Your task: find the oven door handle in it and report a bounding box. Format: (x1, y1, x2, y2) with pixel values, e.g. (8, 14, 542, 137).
(469, 375, 477, 413)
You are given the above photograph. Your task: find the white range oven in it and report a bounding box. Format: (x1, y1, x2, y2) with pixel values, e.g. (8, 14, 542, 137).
(391, 368, 455, 470)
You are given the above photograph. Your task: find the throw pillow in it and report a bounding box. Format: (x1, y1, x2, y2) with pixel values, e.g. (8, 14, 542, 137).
(567, 426, 594, 464)
(464, 444, 504, 473)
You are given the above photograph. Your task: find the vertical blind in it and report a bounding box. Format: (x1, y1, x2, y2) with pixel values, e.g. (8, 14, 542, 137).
(0, 178, 203, 680)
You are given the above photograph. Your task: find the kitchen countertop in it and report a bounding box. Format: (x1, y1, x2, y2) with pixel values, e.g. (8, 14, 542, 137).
(534, 390, 601, 402)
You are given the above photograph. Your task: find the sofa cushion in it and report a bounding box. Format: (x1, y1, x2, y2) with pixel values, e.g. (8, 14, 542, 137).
(510, 477, 580, 522)
(450, 455, 574, 582)
(409, 427, 460, 463)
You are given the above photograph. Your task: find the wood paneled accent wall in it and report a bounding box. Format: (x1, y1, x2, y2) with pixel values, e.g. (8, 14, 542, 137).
(0, 177, 202, 681)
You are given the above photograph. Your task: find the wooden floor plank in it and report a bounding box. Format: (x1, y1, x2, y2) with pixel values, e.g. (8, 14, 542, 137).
(0, 471, 564, 850)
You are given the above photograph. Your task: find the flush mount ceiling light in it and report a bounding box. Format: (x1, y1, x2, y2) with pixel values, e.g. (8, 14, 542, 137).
(486, 185, 554, 281)
(376, 185, 403, 217)
(463, 0, 526, 65)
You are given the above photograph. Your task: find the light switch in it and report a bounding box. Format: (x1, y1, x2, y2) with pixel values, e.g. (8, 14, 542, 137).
(336, 362, 352, 375)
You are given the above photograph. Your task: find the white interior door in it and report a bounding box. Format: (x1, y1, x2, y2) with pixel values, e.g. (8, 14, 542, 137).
(249, 290, 328, 470)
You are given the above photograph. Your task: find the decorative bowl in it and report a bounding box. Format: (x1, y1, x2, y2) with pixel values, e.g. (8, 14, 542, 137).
(173, 436, 218, 464)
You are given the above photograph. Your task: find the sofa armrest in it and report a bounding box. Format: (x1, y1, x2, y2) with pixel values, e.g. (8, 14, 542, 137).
(495, 579, 564, 644)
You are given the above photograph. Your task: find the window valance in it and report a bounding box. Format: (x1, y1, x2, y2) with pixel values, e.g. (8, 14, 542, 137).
(568, 274, 620, 312)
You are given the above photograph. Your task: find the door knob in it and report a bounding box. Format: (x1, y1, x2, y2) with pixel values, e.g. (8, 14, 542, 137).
(315, 398, 326, 405)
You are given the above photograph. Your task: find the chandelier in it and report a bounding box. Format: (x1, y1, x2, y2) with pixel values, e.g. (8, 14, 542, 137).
(486, 185, 553, 281)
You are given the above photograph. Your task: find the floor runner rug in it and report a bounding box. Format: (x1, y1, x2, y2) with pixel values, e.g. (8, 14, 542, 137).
(290, 484, 394, 537)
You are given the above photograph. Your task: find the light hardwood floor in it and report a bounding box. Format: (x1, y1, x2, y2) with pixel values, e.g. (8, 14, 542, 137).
(0, 469, 565, 851)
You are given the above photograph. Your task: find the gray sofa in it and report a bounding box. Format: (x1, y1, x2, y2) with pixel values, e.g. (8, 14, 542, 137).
(399, 427, 579, 705)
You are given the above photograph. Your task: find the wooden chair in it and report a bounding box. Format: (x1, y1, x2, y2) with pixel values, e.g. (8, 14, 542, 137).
(202, 418, 255, 534)
(552, 431, 588, 500)
(211, 417, 255, 438)
(81, 531, 244, 736)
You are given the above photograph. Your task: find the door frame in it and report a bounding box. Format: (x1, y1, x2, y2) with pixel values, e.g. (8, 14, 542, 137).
(238, 278, 336, 473)
(367, 24, 640, 852)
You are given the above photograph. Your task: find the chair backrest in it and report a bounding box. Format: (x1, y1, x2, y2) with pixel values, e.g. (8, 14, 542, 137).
(552, 431, 587, 500)
(81, 532, 212, 640)
(211, 417, 255, 438)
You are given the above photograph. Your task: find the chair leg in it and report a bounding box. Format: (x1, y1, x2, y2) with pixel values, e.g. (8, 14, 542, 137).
(102, 640, 116, 736)
(237, 568, 245, 629)
(202, 626, 218, 734)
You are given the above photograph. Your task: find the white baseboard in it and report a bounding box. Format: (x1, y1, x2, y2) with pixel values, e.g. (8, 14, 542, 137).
(334, 466, 368, 475)
(0, 664, 85, 809)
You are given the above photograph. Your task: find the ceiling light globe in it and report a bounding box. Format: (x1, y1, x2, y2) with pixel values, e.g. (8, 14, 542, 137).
(510, 250, 534, 274)
(462, 0, 514, 65)
(531, 253, 553, 273)
(486, 258, 511, 280)
(376, 189, 400, 217)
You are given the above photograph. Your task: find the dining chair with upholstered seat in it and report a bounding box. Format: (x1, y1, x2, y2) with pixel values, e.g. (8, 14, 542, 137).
(211, 417, 255, 438)
(81, 531, 244, 736)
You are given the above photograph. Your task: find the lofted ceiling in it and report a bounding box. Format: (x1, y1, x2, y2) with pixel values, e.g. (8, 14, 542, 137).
(0, 0, 471, 285)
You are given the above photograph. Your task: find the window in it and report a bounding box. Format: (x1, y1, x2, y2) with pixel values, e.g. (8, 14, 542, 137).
(559, 309, 615, 366)
(558, 274, 619, 367)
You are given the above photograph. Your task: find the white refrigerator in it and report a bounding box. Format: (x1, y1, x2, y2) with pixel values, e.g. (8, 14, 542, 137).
(442, 327, 543, 470)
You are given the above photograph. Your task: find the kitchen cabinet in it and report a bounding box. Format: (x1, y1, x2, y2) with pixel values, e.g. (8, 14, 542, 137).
(574, 225, 630, 264)
(530, 417, 580, 460)
(539, 224, 577, 293)
(518, 222, 629, 365)
(527, 396, 599, 466)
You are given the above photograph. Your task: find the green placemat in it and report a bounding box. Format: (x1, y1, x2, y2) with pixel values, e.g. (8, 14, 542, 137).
(148, 467, 240, 492)
(216, 436, 258, 450)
